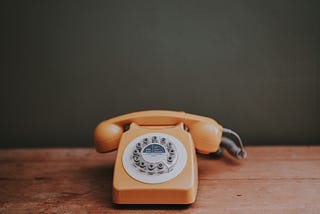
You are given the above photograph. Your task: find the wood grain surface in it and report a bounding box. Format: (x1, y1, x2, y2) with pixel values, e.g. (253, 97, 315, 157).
(0, 146, 319, 213)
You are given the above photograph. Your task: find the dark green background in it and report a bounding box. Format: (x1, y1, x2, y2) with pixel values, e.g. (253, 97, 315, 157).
(1, 0, 319, 147)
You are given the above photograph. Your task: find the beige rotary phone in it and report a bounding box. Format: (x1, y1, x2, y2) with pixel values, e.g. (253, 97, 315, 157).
(94, 110, 246, 204)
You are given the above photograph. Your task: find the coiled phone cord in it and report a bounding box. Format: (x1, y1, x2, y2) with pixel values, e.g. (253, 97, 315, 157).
(220, 128, 247, 159)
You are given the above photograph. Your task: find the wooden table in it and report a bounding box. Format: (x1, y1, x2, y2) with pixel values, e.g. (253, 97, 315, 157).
(0, 146, 319, 213)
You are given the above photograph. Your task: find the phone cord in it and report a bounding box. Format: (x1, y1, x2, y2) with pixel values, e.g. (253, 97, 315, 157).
(221, 128, 247, 159)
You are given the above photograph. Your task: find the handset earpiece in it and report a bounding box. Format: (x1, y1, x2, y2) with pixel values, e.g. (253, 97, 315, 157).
(94, 121, 123, 153)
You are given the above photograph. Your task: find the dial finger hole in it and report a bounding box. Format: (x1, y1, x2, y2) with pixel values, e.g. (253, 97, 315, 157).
(167, 155, 173, 162)
(133, 155, 140, 162)
(148, 163, 155, 170)
(169, 148, 175, 155)
(157, 162, 164, 169)
(136, 142, 142, 149)
(133, 149, 139, 155)
(140, 161, 146, 168)
(152, 136, 157, 143)
(143, 138, 148, 144)
(160, 138, 166, 144)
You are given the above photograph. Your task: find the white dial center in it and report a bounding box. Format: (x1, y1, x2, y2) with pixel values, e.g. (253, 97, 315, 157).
(122, 133, 187, 184)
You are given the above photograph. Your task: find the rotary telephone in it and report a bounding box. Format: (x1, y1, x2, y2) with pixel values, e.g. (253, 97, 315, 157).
(94, 110, 247, 204)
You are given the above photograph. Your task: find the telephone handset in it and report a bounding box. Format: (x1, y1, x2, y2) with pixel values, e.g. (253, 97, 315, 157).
(94, 110, 246, 204)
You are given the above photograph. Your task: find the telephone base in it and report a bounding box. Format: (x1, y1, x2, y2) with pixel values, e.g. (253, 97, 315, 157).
(112, 123, 198, 204)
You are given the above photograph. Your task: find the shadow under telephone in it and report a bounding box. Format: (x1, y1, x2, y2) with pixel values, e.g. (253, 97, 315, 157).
(94, 110, 247, 204)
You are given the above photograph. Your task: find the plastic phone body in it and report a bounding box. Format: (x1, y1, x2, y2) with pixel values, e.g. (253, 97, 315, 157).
(94, 110, 223, 204)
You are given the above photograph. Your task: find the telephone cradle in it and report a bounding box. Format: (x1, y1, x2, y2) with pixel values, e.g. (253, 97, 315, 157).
(93, 110, 247, 204)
